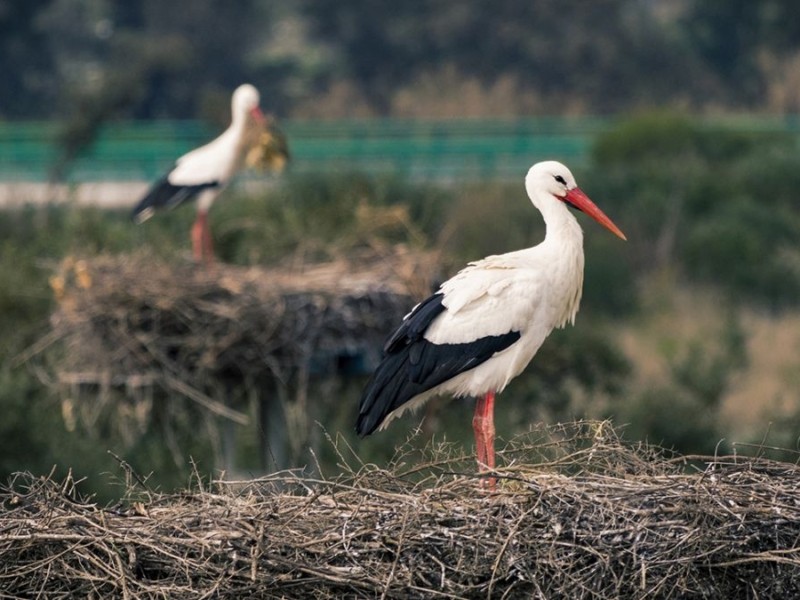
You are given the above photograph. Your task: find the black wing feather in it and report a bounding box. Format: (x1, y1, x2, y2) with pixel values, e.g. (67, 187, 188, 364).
(356, 292, 521, 436)
(131, 175, 220, 223)
(383, 293, 447, 353)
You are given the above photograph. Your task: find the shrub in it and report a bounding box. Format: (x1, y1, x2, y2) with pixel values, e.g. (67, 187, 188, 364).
(589, 112, 800, 308)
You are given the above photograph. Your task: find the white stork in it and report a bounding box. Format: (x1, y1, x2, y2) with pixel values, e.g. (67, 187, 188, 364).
(356, 160, 626, 486)
(131, 84, 266, 265)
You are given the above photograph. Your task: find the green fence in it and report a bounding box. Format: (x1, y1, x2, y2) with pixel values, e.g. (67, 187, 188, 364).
(0, 121, 212, 182)
(2, 116, 800, 183)
(0, 118, 607, 183)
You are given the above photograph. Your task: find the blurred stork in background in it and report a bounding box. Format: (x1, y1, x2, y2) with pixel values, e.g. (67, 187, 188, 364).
(131, 83, 289, 266)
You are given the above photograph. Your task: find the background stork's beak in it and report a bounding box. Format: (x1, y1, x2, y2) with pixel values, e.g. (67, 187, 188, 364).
(564, 187, 627, 241)
(250, 106, 266, 123)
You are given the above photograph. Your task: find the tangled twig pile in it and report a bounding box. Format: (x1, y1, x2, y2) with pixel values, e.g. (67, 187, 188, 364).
(26, 249, 436, 465)
(2, 421, 799, 599)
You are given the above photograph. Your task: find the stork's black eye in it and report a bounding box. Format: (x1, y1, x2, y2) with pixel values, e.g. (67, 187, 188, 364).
(554, 175, 567, 185)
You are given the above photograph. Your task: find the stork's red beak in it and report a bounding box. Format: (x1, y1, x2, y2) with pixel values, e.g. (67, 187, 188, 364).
(250, 106, 266, 124)
(564, 187, 627, 241)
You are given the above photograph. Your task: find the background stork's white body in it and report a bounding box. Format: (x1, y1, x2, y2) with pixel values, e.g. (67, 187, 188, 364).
(357, 161, 626, 485)
(131, 84, 265, 264)
(169, 115, 250, 213)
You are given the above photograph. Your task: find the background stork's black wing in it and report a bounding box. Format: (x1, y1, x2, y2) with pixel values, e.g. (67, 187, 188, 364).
(131, 175, 220, 223)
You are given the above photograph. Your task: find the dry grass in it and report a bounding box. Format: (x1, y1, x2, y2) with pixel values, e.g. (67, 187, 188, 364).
(617, 279, 800, 440)
(2, 421, 800, 599)
(722, 311, 800, 428)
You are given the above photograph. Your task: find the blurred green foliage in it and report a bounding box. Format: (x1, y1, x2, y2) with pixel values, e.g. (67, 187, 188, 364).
(613, 311, 748, 455)
(215, 172, 452, 265)
(590, 112, 800, 308)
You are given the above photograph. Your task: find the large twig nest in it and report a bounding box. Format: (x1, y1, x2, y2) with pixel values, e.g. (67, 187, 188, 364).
(2, 421, 799, 598)
(29, 247, 438, 447)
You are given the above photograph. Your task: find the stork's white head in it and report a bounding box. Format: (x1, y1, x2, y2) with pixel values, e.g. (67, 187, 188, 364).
(525, 161, 626, 240)
(525, 160, 577, 201)
(232, 83, 265, 124)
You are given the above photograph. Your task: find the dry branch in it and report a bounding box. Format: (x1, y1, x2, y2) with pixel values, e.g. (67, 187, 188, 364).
(2, 421, 799, 599)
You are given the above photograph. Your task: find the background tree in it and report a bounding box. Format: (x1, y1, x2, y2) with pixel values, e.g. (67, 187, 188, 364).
(7, 0, 800, 120)
(682, 0, 800, 108)
(0, 0, 58, 118)
(299, 0, 710, 114)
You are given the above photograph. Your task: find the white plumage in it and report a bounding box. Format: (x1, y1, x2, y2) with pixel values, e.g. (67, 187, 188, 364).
(357, 160, 626, 485)
(131, 84, 265, 264)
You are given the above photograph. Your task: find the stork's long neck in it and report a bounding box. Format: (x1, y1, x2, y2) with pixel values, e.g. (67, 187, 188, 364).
(224, 107, 253, 167)
(537, 192, 586, 327)
(227, 108, 250, 143)
(539, 194, 583, 246)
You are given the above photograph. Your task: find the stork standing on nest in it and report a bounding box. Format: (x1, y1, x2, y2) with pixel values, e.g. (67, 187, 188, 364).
(356, 161, 626, 486)
(131, 84, 288, 266)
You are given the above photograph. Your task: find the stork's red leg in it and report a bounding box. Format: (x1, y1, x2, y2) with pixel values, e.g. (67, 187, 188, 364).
(202, 213, 215, 266)
(191, 212, 205, 263)
(473, 396, 487, 469)
(482, 391, 496, 472)
(472, 391, 497, 488)
(191, 211, 214, 267)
